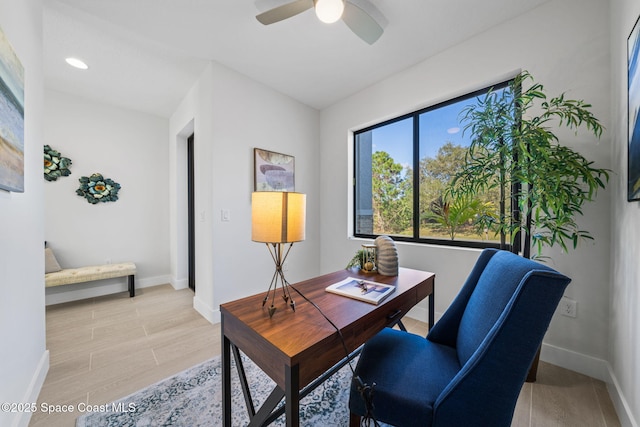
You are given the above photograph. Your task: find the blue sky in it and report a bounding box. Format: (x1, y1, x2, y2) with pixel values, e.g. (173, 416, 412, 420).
(371, 96, 478, 169)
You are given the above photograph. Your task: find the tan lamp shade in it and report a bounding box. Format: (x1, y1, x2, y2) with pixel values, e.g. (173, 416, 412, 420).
(252, 192, 306, 243)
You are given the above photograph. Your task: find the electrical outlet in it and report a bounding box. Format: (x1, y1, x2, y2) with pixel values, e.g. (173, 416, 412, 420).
(559, 297, 577, 318)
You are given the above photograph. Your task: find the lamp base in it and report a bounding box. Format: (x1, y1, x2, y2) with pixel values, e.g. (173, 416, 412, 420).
(262, 242, 296, 318)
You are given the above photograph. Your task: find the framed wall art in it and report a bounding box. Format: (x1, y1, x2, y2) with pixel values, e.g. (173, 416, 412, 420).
(254, 148, 295, 192)
(628, 14, 640, 201)
(0, 26, 24, 193)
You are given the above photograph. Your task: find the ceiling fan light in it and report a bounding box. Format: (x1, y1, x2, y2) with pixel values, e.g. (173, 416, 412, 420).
(315, 0, 344, 24)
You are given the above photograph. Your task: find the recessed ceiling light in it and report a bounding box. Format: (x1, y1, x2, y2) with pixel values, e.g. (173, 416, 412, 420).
(65, 57, 88, 70)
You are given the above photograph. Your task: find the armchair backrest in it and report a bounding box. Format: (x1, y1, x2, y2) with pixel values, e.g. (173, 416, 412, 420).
(456, 250, 561, 365)
(427, 249, 571, 427)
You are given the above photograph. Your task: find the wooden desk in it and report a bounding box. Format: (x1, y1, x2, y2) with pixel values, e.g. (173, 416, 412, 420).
(221, 267, 435, 427)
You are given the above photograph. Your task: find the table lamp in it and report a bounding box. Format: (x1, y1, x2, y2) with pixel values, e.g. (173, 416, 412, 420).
(252, 191, 306, 317)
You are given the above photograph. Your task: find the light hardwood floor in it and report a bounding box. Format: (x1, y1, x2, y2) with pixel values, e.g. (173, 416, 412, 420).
(30, 284, 620, 427)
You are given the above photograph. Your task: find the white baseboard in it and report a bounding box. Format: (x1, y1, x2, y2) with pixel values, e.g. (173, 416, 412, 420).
(171, 276, 189, 290)
(13, 350, 49, 427)
(137, 275, 172, 288)
(540, 342, 610, 381)
(45, 275, 172, 305)
(605, 364, 639, 427)
(193, 295, 220, 325)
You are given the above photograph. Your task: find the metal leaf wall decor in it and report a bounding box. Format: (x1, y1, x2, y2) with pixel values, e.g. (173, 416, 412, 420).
(44, 145, 72, 181)
(76, 173, 121, 204)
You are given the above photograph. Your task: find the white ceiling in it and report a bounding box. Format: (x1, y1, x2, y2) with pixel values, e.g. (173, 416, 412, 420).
(43, 0, 551, 117)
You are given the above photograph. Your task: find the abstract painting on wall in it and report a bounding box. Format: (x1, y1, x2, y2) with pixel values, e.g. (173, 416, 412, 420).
(0, 26, 24, 193)
(254, 148, 295, 192)
(628, 15, 640, 201)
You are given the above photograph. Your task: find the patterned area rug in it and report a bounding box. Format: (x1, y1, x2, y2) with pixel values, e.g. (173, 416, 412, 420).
(76, 353, 354, 426)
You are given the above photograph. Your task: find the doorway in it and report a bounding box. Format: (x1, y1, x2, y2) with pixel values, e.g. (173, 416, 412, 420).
(187, 133, 195, 291)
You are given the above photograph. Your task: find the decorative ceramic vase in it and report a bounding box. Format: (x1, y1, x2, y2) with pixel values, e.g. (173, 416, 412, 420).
(375, 235, 398, 276)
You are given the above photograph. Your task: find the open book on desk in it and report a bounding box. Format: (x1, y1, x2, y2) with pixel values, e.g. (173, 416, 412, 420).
(325, 277, 395, 305)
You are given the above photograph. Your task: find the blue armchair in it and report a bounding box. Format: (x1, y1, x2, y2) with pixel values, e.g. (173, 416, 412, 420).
(349, 249, 571, 427)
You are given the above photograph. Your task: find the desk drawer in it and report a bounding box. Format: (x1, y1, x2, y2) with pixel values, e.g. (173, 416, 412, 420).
(347, 287, 417, 349)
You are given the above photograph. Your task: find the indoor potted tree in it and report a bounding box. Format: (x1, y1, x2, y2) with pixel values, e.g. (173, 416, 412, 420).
(447, 71, 609, 259)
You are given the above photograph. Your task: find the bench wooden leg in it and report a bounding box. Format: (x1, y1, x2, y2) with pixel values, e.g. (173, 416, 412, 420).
(128, 275, 135, 297)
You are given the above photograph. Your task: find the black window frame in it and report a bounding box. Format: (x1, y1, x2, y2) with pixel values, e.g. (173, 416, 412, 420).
(352, 79, 517, 250)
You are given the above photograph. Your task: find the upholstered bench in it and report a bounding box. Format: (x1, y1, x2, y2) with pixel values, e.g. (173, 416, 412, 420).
(45, 261, 137, 297)
(44, 245, 137, 297)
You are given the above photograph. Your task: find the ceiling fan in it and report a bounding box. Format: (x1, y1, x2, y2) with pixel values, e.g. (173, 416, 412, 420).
(256, 0, 384, 45)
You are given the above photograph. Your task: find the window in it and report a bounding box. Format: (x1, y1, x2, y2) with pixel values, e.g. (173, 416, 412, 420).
(354, 80, 513, 248)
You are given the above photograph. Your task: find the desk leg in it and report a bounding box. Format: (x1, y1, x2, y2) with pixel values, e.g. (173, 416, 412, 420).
(285, 363, 300, 427)
(247, 388, 285, 427)
(231, 344, 256, 417)
(222, 335, 232, 427)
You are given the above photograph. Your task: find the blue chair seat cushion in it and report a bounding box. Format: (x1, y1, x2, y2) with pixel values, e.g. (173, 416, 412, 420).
(350, 328, 460, 427)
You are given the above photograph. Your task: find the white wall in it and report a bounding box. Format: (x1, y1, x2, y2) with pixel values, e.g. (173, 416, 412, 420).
(43, 89, 171, 304)
(320, 0, 613, 381)
(0, 1, 47, 426)
(609, 0, 640, 425)
(169, 61, 321, 323)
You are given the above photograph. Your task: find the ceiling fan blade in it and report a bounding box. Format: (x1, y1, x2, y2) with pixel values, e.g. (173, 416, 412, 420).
(342, 1, 383, 45)
(256, 0, 314, 25)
